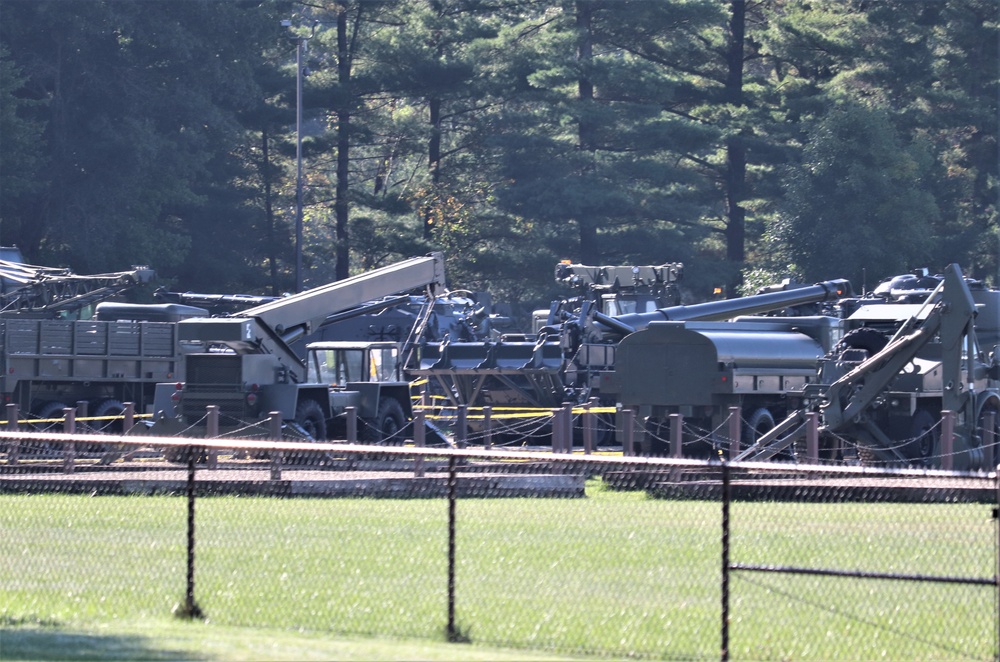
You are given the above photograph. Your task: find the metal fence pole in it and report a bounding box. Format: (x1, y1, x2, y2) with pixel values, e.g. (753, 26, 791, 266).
(178, 443, 203, 619)
(583, 402, 594, 455)
(446, 455, 458, 641)
(6, 403, 19, 465)
(721, 461, 731, 662)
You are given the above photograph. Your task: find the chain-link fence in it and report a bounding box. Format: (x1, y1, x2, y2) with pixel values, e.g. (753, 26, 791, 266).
(1, 419, 997, 661)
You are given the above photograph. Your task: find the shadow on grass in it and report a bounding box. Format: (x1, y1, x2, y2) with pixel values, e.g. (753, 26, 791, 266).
(0, 628, 207, 661)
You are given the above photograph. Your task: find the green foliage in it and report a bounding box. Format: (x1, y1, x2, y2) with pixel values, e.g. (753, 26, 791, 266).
(0, 0, 996, 299)
(772, 103, 939, 286)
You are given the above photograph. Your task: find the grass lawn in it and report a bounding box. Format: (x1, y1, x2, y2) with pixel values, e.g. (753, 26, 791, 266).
(1, 479, 995, 660)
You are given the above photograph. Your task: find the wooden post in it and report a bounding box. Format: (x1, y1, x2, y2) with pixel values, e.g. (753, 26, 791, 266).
(63, 407, 76, 474)
(413, 408, 425, 478)
(206, 405, 219, 469)
(6, 403, 19, 465)
(123, 402, 135, 434)
(551, 408, 562, 453)
(482, 406, 492, 451)
(269, 412, 283, 480)
(456, 405, 467, 449)
(983, 411, 995, 472)
(582, 402, 594, 455)
(670, 413, 683, 459)
(562, 403, 573, 454)
(806, 412, 820, 463)
(728, 407, 741, 461)
(76, 400, 89, 433)
(622, 407, 635, 457)
(346, 407, 357, 444)
(941, 410, 955, 471)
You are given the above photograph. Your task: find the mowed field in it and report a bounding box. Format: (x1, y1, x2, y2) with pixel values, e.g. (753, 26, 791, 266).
(1, 480, 995, 661)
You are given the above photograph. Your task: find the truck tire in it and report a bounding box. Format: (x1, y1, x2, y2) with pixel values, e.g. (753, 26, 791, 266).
(838, 327, 888, 356)
(743, 408, 775, 445)
(30, 401, 70, 432)
(295, 399, 328, 442)
(92, 399, 126, 434)
(365, 398, 406, 444)
(905, 409, 939, 465)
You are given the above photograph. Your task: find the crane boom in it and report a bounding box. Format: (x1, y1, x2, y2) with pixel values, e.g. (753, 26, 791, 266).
(176, 252, 446, 383)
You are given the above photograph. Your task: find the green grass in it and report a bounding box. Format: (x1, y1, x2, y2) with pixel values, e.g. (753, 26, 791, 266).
(1, 481, 995, 660)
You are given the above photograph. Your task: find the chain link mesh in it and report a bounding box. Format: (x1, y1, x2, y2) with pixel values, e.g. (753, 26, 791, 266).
(1, 424, 997, 660)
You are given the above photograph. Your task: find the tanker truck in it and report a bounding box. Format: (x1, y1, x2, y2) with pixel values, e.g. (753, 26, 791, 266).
(411, 276, 850, 444)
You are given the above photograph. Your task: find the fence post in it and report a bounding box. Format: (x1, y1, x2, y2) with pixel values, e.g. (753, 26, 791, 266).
(446, 455, 458, 641)
(206, 405, 219, 469)
(670, 413, 683, 482)
(6, 403, 19, 465)
(941, 410, 955, 471)
(178, 440, 203, 619)
(413, 408, 425, 478)
(346, 407, 357, 444)
(63, 407, 76, 474)
(456, 405, 467, 449)
(720, 461, 731, 661)
(806, 412, 820, 462)
(123, 402, 135, 434)
(582, 402, 594, 455)
(562, 403, 574, 454)
(551, 408, 562, 453)
(982, 411, 995, 470)
(76, 400, 89, 432)
(622, 407, 635, 457)
(728, 406, 741, 460)
(269, 411, 283, 480)
(482, 406, 492, 451)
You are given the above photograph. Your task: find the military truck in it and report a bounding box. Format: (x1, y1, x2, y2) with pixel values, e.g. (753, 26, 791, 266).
(157, 253, 447, 442)
(412, 275, 849, 444)
(0, 258, 174, 428)
(735, 264, 999, 470)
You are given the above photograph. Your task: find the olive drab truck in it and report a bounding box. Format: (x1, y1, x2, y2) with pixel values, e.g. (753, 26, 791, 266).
(157, 253, 447, 442)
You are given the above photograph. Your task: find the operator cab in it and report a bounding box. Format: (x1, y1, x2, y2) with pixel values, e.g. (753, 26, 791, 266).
(306, 341, 402, 387)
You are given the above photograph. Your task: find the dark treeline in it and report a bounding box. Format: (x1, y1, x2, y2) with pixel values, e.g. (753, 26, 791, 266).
(1, 0, 996, 316)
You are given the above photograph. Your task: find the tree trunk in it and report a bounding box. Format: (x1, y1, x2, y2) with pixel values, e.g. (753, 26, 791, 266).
(576, 0, 598, 264)
(335, 8, 351, 280)
(724, 0, 747, 279)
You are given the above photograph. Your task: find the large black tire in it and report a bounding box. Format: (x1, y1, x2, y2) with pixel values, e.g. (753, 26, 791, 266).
(838, 327, 888, 356)
(92, 399, 126, 434)
(742, 408, 775, 445)
(31, 401, 70, 431)
(905, 409, 939, 466)
(365, 398, 406, 444)
(295, 399, 328, 441)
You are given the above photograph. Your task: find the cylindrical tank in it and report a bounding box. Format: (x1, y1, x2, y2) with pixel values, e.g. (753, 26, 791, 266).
(607, 322, 826, 407)
(598, 278, 851, 335)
